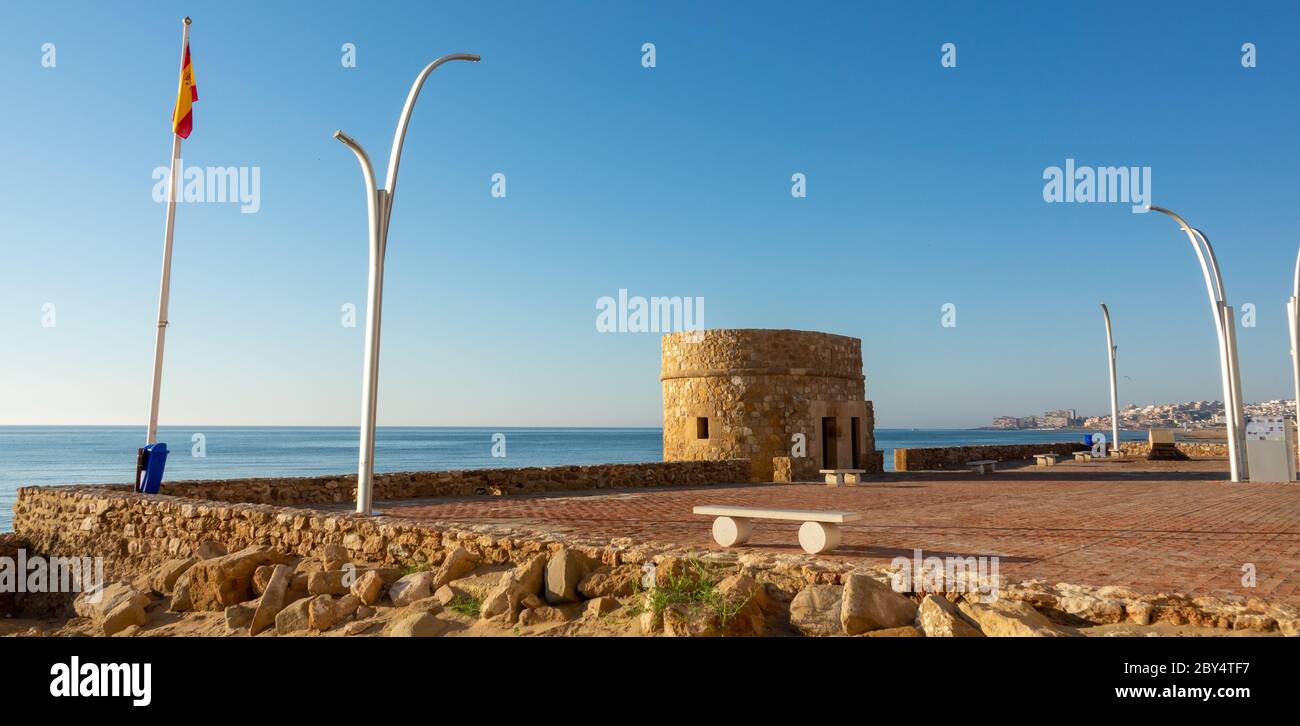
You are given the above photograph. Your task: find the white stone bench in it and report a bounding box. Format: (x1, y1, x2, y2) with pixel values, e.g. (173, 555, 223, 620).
(967, 459, 996, 474)
(693, 505, 861, 554)
(1034, 453, 1060, 467)
(1072, 451, 1093, 462)
(819, 468, 865, 487)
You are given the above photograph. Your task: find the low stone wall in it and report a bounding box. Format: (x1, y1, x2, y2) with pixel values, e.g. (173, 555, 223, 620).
(149, 459, 752, 506)
(11, 485, 646, 587)
(894, 442, 1088, 471)
(1117, 442, 1229, 458)
(11, 485, 1299, 636)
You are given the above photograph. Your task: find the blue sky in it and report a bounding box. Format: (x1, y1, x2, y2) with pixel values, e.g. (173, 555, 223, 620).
(1, 1, 1298, 428)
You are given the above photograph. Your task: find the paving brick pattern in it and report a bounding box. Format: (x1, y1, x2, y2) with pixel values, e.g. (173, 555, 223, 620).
(374, 460, 1300, 604)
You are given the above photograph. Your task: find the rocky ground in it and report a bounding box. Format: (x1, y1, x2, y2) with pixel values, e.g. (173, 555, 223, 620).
(3, 538, 1294, 637)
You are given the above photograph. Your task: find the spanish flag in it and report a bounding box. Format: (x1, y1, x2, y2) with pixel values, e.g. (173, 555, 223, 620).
(172, 38, 197, 138)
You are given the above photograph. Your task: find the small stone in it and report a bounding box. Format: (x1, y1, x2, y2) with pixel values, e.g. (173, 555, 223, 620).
(480, 554, 547, 621)
(307, 569, 352, 596)
(250, 564, 293, 636)
(789, 585, 843, 636)
(544, 548, 597, 604)
(186, 545, 288, 611)
(841, 573, 918, 635)
(307, 594, 360, 631)
(169, 572, 193, 612)
(578, 565, 640, 598)
(584, 597, 620, 618)
(521, 594, 545, 609)
(252, 565, 276, 596)
(386, 612, 449, 637)
(351, 569, 385, 606)
(518, 605, 574, 627)
(275, 598, 311, 634)
(917, 595, 984, 637)
(151, 557, 199, 596)
(959, 599, 1076, 637)
(389, 571, 435, 607)
(431, 547, 477, 590)
(74, 581, 151, 636)
(225, 604, 254, 630)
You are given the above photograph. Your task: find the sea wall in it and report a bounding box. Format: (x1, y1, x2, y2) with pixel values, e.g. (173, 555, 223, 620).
(146, 459, 751, 506)
(893, 442, 1088, 471)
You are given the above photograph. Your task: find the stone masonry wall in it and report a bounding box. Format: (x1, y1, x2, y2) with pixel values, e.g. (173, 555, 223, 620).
(147, 460, 751, 507)
(10, 485, 660, 587)
(894, 442, 1089, 471)
(662, 329, 881, 482)
(895, 441, 1230, 471)
(1117, 442, 1229, 458)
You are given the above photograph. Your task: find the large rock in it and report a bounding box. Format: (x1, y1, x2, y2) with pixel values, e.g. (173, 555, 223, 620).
(917, 595, 984, 637)
(480, 554, 547, 621)
(578, 565, 640, 599)
(389, 571, 435, 607)
(959, 599, 1077, 637)
(186, 546, 287, 611)
(518, 604, 579, 627)
(252, 565, 276, 596)
(840, 574, 918, 635)
(1057, 594, 1126, 625)
(714, 573, 770, 636)
(307, 594, 360, 631)
(386, 612, 450, 637)
(662, 604, 721, 637)
(275, 598, 311, 634)
(544, 548, 598, 604)
(225, 604, 254, 630)
(585, 597, 620, 618)
(431, 547, 478, 590)
(150, 557, 198, 596)
(169, 571, 193, 612)
(307, 569, 353, 596)
(351, 569, 385, 606)
(250, 564, 293, 636)
(789, 585, 843, 636)
(74, 581, 150, 636)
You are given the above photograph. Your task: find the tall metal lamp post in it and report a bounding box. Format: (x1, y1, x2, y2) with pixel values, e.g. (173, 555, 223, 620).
(1287, 245, 1300, 458)
(1146, 205, 1246, 482)
(1100, 303, 1120, 455)
(335, 52, 480, 515)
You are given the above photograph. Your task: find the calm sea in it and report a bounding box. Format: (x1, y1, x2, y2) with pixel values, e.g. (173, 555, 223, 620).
(0, 426, 1147, 531)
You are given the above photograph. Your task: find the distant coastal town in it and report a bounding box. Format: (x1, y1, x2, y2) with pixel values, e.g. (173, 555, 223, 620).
(987, 400, 1297, 431)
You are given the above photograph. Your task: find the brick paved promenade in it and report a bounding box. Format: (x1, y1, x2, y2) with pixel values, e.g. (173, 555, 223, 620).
(374, 459, 1300, 604)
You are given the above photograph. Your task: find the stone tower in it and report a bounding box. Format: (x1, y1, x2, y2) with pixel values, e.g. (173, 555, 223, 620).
(660, 328, 882, 482)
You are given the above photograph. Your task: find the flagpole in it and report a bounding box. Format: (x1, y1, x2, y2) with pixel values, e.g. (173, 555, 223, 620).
(146, 16, 190, 445)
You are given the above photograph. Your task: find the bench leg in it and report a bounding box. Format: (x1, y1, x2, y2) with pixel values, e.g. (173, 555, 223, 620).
(712, 516, 752, 547)
(798, 521, 841, 554)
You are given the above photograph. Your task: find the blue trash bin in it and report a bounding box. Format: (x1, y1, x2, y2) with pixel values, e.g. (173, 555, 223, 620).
(1082, 434, 1094, 447)
(135, 442, 169, 494)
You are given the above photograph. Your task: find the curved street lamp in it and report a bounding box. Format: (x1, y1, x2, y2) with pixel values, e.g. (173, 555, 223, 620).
(335, 52, 481, 515)
(1288, 246, 1300, 456)
(1146, 205, 1246, 482)
(1100, 303, 1120, 455)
